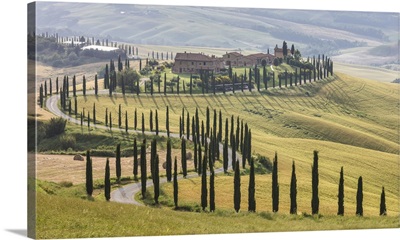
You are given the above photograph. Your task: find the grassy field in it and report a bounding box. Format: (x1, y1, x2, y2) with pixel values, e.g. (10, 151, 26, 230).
(36, 71, 399, 238)
(36, 192, 399, 239)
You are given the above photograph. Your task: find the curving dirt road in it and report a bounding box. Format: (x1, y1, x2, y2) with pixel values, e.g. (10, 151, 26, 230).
(46, 90, 238, 206)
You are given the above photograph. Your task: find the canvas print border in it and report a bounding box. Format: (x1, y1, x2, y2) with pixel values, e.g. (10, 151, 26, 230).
(27, 1, 399, 239)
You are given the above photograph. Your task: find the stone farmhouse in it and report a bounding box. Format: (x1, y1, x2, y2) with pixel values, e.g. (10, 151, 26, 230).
(172, 46, 288, 74)
(172, 52, 224, 74)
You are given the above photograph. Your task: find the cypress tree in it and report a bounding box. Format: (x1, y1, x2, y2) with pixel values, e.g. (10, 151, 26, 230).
(68, 100, 71, 115)
(235, 116, 240, 151)
(85, 150, 93, 197)
(155, 109, 159, 135)
(232, 134, 236, 170)
(39, 84, 43, 108)
(56, 77, 59, 94)
(140, 140, 147, 198)
(338, 166, 344, 216)
(272, 152, 279, 212)
(201, 155, 208, 211)
(95, 74, 98, 95)
(186, 111, 190, 140)
(181, 108, 185, 135)
(141, 112, 145, 134)
(87, 112, 90, 129)
(311, 150, 319, 215)
(356, 176, 363, 216)
(118, 104, 122, 128)
(380, 186, 387, 216)
(173, 156, 178, 208)
(223, 139, 228, 173)
(154, 154, 160, 204)
(150, 110, 153, 132)
(116, 143, 121, 182)
(234, 160, 241, 213)
(218, 110, 222, 142)
(248, 158, 256, 212)
(93, 103, 96, 125)
(83, 75, 86, 96)
(49, 78, 52, 95)
(125, 111, 128, 133)
(181, 137, 187, 177)
(209, 159, 215, 212)
(150, 138, 157, 181)
(195, 108, 200, 143)
(290, 160, 297, 214)
(134, 108, 137, 130)
(104, 158, 111, 201)
(179, 117, 182, 137)
(133, 138, 138, 180)
(230, 115, 234, 147)
(72, 75, 76, 96)
(206, 106, 210, 138)
(166, 138, 172, 182)
(166, 106, 170, 137)
(75, 97, 78, 116)
(163, 73, 167, 95)
(80, 112, 83, 126)
(194, 138, 198, 172)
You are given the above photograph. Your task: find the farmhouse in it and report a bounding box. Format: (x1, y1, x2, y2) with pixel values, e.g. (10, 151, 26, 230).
(222, 52, 253, 67)
(172, 52, 224, 74)
(246, 53, 275, 66)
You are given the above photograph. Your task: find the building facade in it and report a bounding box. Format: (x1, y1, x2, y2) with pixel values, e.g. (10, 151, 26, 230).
(172, 52, 224, 74)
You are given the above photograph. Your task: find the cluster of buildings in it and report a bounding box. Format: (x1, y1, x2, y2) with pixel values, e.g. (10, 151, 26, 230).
(172, 45, 286, 74)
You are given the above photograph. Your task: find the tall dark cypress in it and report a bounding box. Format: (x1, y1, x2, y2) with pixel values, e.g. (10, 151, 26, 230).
(234, 160, 241, 213)
(311, 150, 319, 215)
(206, 106, 210, 138)
(150, 110, 153, 132)
(125, 111, 128, 133)
(272, 152, 279, 212)
(209, 159, 215, 212)
(109, 112, 112, 130)
(141, 112, 145, 134)
(85, 150, 93, 196)
(337, 166, 344, 216)
(181, 108, 185, 135)
(232, 134, 236, 170)
(290, 160, 297, 214)
(154, 154, 160, 204)
(356, 176, 363, 216)
(186, 112, 190, 140)
(218, 110, 222, 142)
(155, 109, 159, 135)
(380, 186, 387, 216)
(93, 103, 96, 125)
(140, 140, 147, 198)
(248, 158, 256, 212)
(150, 138, 157, 181)
(166, 138, 172, 182)
(201, 120, 205, 146)
(104, 158, 111, 201)
(223, 140, 228, 173)
(116, 144, 121, 182)
(72, 75, 76, 96)
(235, 116, 240, 151)
(95, 74, 98, 95)
(173, 157, 178, 208)
(134, 108, 137, 130)
(194, 138, 198, 172)
(133, 138, 138, 180)
(83, 75, 86, 96)
(181, 137, 187, 177)
(201, 155, 208, 211)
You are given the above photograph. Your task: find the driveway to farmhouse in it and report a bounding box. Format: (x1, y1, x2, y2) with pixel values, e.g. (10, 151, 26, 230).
(46, 91, 238, 206)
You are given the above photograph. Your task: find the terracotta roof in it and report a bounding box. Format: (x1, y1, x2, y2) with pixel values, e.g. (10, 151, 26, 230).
(175, 52, 215, 61)
(224, 52, 243, 57)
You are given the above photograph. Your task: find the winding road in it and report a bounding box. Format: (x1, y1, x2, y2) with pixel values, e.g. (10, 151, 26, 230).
(46, 90, 239, 206)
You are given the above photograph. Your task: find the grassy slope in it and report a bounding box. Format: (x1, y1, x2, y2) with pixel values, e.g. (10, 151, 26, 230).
(36, 192, 399, 239)
(37, 72, 399, 238)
